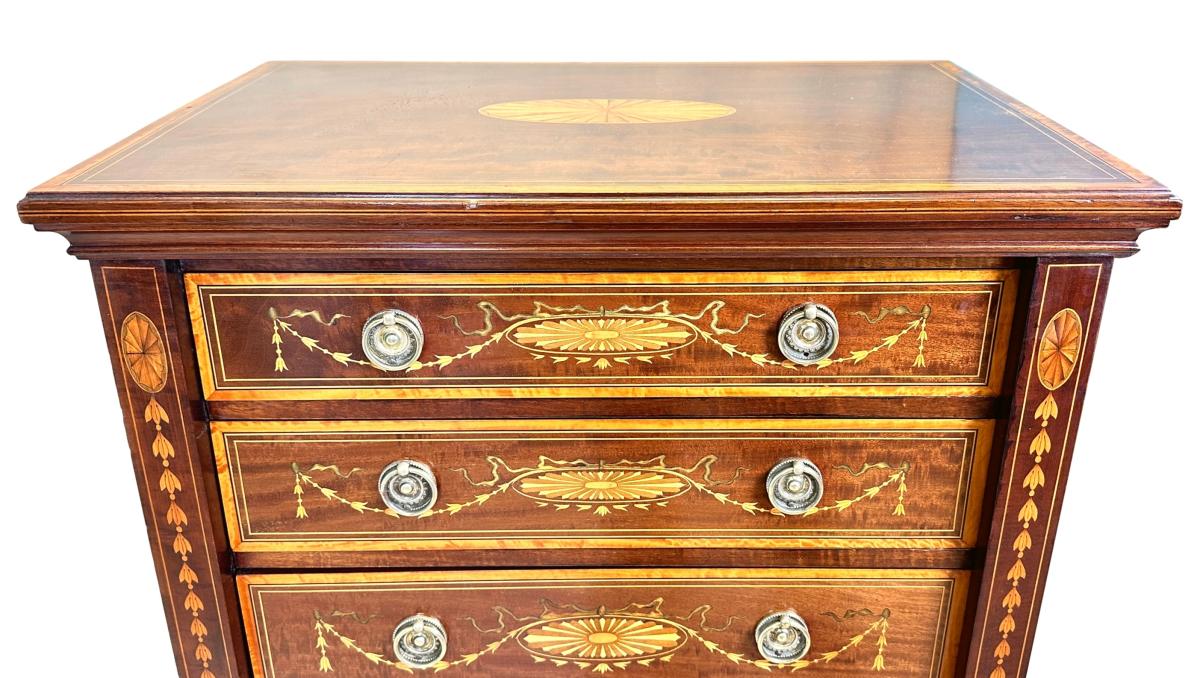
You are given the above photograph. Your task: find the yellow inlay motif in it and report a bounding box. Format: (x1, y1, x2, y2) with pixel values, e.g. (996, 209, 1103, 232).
(121, 311, 169, 393)
(514, 317, 694, 353)
(121, 311, 216, 678)
(991, 301, 1087, 678)
(479, 98, 735, 124)
(1036, 308, 1082, 391)
(520, 470, 686, 502)
(289, 455, 909, 520)
(524, 617, 681, 659)
(267, 299, 933, 374)
(309, 600, 890, 673)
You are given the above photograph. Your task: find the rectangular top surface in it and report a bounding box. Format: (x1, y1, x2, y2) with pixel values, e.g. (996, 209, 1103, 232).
(32, 61, 1162, 195)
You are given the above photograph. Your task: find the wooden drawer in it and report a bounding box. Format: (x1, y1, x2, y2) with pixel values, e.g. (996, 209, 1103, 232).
(187, 270, 1016, 401)
(240, 568, 968, 677)
(214, 419, 992, 552)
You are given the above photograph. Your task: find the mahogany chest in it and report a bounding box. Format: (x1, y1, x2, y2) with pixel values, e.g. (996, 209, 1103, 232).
(17, 61, 1180, 677)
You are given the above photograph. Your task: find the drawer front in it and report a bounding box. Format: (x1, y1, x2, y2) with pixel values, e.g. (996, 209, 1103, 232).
(214, 419, 992, 551)
(187, 270, 1015, 400)
(240, 569, 967, 677)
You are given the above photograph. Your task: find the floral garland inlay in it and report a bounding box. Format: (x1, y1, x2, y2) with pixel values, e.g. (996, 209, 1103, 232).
(269, 301, 931, 373)
(291, 455, 910, 519)
(120, 312, 216, 678)
(989, 306, 1083, 678)
(311, 599, 891, 673)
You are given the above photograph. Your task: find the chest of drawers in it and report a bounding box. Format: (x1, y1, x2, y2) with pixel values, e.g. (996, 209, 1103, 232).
(17, 61, 1179, 677)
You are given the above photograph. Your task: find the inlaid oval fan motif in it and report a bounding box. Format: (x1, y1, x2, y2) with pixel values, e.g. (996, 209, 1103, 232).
(517, 469, 688, 502)
(512, 317, 695, 354)
(520, 616, 683, 660)
(120, 311, 168, 393)
(479, 98, 735, 124)
(1037, 308, 1082, 391)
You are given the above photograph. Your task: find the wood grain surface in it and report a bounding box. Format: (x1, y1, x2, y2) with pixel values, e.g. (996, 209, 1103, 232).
(12, 60, 1182, 678)
(962, 261, 1110, 678)
(92, 263, 248, 678)
(16, 63, 1179, 260)
(240, 569, 969, 678)
(20, 62, 1166, 195)
(213, 418, 992, 552)
(187, 270, 1015, 400)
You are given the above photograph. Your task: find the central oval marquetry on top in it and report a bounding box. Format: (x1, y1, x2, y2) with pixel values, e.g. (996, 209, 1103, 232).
(478, 98, 736, 124)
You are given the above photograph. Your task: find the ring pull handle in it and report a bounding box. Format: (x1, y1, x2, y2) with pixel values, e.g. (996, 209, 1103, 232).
(755, 610, 811, 664)
(392, 614, 447, 669)
(362, 309, 424, 371)
(378, 460, 438, 517)
(765, 458, 824, 515)
(777, 302, 839, 365)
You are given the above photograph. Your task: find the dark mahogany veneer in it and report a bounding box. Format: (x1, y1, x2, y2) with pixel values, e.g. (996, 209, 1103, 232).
(17, 62, 1179, 678)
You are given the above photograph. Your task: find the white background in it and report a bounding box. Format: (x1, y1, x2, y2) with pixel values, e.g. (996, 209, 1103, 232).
(1, 1, 1195, 676)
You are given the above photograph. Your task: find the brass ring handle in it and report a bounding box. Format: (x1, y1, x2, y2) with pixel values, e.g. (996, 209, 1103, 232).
(378, 460, 438, 517)
(765, 458, 824, 515)
(392, 614, 448, 669)
(755, 610, 811, 664)
(362, 309, 424, 371)
(777, 302, 839, 365)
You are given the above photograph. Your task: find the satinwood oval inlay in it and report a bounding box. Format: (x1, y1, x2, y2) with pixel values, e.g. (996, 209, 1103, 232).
(1037, 308, 1083, 391)
(479, 98, 735, 124)
(120, 311, 169, 393)
(517, 469, 690, 503)
(520, 616, 684, 660)
(510, 315, 696, 355)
